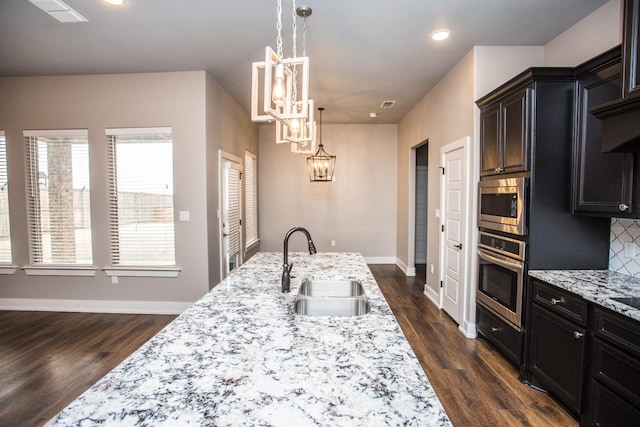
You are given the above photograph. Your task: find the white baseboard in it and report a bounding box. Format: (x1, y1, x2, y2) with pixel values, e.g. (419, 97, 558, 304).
(423, 284, 441, 308)
(364, 256, 397, 264)
(459, 321, 477, 338)
(395, 258, 416, 276)
(0, 298, 191, 315)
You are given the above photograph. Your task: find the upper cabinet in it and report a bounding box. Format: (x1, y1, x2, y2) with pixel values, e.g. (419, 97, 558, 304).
(572, 47, 639, 218)
(477, 69, 578, 180)
(479, 87, 530, 176)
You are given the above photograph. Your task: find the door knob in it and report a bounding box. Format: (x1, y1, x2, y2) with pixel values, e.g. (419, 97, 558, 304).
(454, 243, 462, 249)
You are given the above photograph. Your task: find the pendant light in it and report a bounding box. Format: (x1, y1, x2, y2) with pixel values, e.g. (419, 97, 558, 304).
(251, 0, 310, 124)
(307, 108, 336, 182)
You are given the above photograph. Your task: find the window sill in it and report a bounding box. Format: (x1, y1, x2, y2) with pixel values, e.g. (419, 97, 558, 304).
(245, 239, 260, 252)
(103, 266, 181, 278)
(23, 266, 97, 276)
(0, 265, 18, 275)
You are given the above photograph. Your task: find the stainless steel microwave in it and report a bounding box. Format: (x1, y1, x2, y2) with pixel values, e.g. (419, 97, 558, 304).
(478, 176, 528, 235)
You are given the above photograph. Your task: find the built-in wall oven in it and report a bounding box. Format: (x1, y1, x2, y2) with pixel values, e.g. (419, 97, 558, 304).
(478, 176, 529, 235)
(477, 231, 526, 330)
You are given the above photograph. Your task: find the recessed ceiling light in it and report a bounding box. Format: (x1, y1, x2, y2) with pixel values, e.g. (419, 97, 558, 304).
(431, 29, 451, 41)
(105, 0, 126, 5)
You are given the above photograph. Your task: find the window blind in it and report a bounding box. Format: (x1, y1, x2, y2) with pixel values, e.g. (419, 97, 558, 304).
(244, 151, 258, 248)
(23, 129, 93, 265)
(0, 131, 11, 263)
(106, 128, 176, 266)
(225, 165, 241, 257)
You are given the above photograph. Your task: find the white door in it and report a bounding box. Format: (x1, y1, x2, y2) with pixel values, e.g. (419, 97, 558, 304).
(220, 152, 243, 281)
(440, 139, 468, 324)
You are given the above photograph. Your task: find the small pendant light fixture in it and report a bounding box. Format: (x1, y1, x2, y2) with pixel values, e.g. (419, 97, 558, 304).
(307, 107, 336, 182)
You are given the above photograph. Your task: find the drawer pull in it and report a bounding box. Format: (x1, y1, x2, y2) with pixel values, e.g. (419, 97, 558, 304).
(573, 331, 584, 339)
(550, 297, 565, 306)
(491, 327, 500, 333)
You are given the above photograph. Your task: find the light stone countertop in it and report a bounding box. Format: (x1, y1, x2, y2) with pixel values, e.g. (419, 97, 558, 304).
(46, 252, 452, 426)
(528, 269, 640, 322)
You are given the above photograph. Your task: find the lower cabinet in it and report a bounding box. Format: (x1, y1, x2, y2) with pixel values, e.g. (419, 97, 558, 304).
(528, 281, 588, 414)
(526, 279, 640, 426)
(583, 308, 640, 427)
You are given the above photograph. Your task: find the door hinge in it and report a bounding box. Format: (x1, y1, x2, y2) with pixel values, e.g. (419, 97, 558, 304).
(440, 280, 443, 288)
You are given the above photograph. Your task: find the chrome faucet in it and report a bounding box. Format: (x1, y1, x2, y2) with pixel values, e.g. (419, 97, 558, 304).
(282, 227, 317, 293)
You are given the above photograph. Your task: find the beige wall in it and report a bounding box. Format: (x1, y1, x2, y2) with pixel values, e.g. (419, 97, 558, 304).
(258, 124, 397, 260)
(544, 0, 622, 66)
(0, 71, 256, 313)
(205, 74, 260, 285)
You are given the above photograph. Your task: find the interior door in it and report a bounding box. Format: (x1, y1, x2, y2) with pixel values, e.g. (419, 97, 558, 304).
(440, 142, 467, 324)
(220, 153, 243, 281)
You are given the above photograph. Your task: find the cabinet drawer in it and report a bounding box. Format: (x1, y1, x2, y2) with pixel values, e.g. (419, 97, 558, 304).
(594, 307, 640, 357)
(590, 381, 640, 427)
(532, 280, 588, 326)
(593, 339, 640, 406)
(477, 303, 522, 366)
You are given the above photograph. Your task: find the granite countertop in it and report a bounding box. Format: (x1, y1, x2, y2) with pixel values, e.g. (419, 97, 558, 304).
(528, 269, 640, 321)
(47, 252, 451, 426)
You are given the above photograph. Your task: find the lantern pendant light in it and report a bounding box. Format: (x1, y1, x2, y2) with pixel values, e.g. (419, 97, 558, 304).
(307, 107, 336, 182)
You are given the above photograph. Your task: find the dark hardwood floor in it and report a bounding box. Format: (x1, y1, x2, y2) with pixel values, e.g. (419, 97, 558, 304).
(0, 311, 175, 426)
(1, 265, 577, 426)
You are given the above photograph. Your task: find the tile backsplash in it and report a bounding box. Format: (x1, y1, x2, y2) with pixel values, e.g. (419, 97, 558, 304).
(610, 218, 640, 278)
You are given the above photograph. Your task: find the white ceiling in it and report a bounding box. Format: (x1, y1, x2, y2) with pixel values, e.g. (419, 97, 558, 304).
(0, 0, 610, 124)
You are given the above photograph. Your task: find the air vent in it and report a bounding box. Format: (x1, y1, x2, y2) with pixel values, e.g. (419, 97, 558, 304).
(380, 100, 396, 109)
(29, 0, 88, 23)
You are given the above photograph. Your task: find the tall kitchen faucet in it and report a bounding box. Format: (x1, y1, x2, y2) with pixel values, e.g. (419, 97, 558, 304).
(282, 227, 316, 293)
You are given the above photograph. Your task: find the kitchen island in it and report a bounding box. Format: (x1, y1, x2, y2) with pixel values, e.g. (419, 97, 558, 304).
(47, 252, 451, 426)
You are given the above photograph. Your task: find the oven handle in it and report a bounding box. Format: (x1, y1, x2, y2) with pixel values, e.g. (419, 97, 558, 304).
(477, 248, 523, 273)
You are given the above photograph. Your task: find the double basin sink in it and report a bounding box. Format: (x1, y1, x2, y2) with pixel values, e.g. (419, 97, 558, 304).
(293, 278, 371, 316)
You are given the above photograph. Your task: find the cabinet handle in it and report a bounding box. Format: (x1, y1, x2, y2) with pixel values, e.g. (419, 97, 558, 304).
(550, 297, 565, 305)
(619, 203, 629, 212)
(491, 327, 500, 333)
(573, 331, 584, 339)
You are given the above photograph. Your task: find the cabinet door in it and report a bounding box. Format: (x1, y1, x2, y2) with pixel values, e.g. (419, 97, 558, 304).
(529, 304, 586, 414)
(480, 103, 501, 176)
(573, 59, 636, 216)
(502, 89, 529, 174)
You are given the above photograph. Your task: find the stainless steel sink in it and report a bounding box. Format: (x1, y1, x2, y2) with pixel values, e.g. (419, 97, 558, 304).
(611, 296, 640, 309)
(293, 296, 371, 316)
(298, 279, 365, 297)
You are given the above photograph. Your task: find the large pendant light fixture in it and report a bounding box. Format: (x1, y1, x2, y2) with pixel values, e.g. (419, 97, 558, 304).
(251, 0, 310, 125)
(307, 107, 336, 182)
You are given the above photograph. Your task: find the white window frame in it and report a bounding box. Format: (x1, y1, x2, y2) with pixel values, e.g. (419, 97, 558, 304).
(22, 129, 96, 276)
(0, 131, 16, 274)
(244, 150, 259, 250)
(103, 127, 180, 278)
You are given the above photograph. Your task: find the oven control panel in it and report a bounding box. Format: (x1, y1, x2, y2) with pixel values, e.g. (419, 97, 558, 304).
(478, 231, 525, 260)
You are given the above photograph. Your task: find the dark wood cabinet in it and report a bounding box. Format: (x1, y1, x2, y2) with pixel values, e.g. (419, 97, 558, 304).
(623, 0, 640, 97)
(572, 47, 639, 218)
(479, 88, 529, 176)
(583, 308, 640, 427)
(528, 280, 588, 414)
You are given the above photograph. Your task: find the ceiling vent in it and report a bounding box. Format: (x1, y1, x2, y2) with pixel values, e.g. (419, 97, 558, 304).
(380, 100, 396, 109)
(29, 0, 88, 23)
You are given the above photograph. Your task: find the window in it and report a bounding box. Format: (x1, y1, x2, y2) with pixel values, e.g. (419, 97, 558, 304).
(24, 129, 93, 266)
(244, 151, 258, 249)
(107, 128, 176, 267)
(0, 131, 11, 264)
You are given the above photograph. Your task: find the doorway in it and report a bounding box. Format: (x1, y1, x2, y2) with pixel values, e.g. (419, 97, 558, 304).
(219, 150, 243, 282)
(414, 142, 428, 282)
